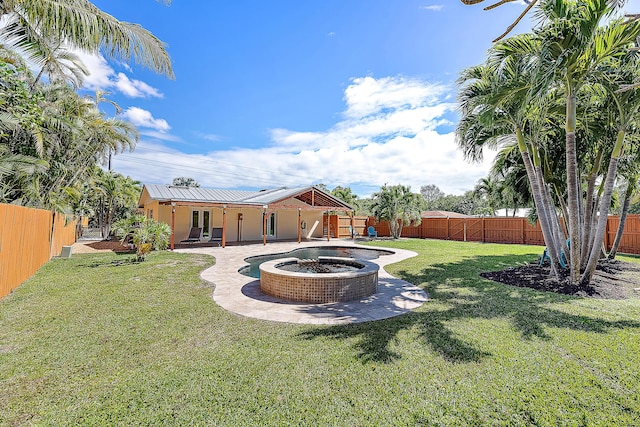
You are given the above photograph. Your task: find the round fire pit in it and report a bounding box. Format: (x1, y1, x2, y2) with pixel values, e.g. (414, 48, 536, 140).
(259, 257, 379, 303)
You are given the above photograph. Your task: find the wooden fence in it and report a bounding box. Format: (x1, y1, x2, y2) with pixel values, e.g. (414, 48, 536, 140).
(325, 215, 369, 238)
(0, 204, 77, 300)
(372, 215, 640, 255)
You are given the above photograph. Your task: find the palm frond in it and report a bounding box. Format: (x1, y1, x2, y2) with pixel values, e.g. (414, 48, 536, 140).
(4, 0, 173, 78)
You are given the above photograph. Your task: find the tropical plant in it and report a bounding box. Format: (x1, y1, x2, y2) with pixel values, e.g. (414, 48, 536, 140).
(0, 0, 172, 232)
(89, 169, 142, 239)
(608, 143, 640, 258)
(0, 50, 139, 210)
(113, 214, 171, 261)
(0, 0, 173, 78)
(370, 184, 424, 239)
(457, 0, 640, 288)
(473, 176, 503, 216)
(460, 0, 628, 41)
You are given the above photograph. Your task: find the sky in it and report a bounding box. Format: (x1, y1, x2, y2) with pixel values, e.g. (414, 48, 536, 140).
(80, 0, 640, 197)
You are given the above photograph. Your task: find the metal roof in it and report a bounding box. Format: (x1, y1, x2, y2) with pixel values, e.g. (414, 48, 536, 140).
(142, 184, 353, 210)
(145, 184, 260, 204)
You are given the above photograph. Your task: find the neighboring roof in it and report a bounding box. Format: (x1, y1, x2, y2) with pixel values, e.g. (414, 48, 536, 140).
(494, 208, 531, 218)
(421, 210, 471, 218)
(140, 184, 353, 210)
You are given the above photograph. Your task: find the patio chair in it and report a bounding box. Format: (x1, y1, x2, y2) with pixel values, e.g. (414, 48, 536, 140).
(209, 227, 223, 246)
(181, 227, 202, 243)
(367, 226, 378, 238)
(539, 238, 569, 268)
(348, 226, 360, 238)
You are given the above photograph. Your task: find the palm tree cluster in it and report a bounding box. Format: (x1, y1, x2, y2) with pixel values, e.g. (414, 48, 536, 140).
(461, 0, 627, 41)
(457, 0, 640, 288)
(370, 184, 424, 239)
(0, 0, 173, 215)
(473, 174, 529, 217)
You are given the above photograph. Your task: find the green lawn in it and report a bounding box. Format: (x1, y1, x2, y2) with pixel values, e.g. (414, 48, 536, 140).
(1, 239, 639, 426)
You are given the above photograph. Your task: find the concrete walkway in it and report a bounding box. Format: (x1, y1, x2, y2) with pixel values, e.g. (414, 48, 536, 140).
(176, 239, 428, 325)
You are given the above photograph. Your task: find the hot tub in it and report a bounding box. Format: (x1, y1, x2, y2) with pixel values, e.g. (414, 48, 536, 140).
(259, 257, 379, 303)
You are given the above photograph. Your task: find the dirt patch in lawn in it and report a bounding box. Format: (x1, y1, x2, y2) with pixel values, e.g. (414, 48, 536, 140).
(481, 259, 640, 299)
(72, 240, 132, 254)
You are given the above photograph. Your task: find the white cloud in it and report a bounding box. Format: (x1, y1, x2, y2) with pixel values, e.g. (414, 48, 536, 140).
(343, 76, 445, 118)
(75, 52, 114, 90)
(75, 50, 162, 98)
(122, 107, 171, 132)
(112, 76, 494, 196)
(115, 73, 163, 98)
(420, 5, 443, 11)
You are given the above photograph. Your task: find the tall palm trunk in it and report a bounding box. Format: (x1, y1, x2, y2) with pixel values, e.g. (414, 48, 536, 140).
(580, 129, 626, 287)
(582, 151, 602, 267)
(608, 179, 635, 259)
(540, 168, 570, 269)
(566, 88, 582, 283)
(517, 129, 562, 277)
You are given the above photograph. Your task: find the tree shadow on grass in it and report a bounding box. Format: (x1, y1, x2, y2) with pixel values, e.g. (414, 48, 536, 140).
(297, 253, 640, 364)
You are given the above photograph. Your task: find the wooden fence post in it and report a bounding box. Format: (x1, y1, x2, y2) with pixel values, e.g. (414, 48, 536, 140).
(464, 220, 467, 242)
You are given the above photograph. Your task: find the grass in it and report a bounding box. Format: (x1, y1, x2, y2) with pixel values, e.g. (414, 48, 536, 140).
(1, 240, 639, 426)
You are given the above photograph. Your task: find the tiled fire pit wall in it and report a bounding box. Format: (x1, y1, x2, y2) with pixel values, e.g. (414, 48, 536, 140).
(259, 257, 379, 303)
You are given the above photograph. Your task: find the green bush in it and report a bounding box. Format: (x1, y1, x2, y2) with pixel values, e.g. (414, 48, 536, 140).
(113, 214, 171, 261)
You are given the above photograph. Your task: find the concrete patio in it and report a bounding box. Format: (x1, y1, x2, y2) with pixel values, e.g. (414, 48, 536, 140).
(175, 239, 428, 324)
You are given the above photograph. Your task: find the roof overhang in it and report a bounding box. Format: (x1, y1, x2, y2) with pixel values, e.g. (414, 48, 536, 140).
(143, 185, 354, 212)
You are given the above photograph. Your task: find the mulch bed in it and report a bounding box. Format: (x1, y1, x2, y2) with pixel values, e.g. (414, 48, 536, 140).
(85, 240, 132, 252)
(481, 259, 640, 299)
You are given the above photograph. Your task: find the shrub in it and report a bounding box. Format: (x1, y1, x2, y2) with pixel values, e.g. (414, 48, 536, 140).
(113, 214, 171, 261)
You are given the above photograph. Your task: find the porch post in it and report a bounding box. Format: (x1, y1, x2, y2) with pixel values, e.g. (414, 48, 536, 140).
(263, 205, 267, 246)
(298, 208, 301, 244)
(222, 205, 227, 248)
(170, 202, 176, 251)
(350, 211, 355, 239)
(326, 211, 330, 241)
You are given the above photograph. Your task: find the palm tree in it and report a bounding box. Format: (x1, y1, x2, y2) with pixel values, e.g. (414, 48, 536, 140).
(525, 0, 639, 284)
(460, 0, 627, 42)
(370, 184, 424, 239)
(474, 176, 503, 216)
(457, 56, 566, 276)
(579, 50, 640, 284)
(0, 0, 173, 78)
(458, 0, 640, 287)
(30, 38, 89, 90)
(607, 132, 640, 258)
(489, 142, 534, 216)
(91, 169, 141, 238)
(461, 0, 539, 42)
